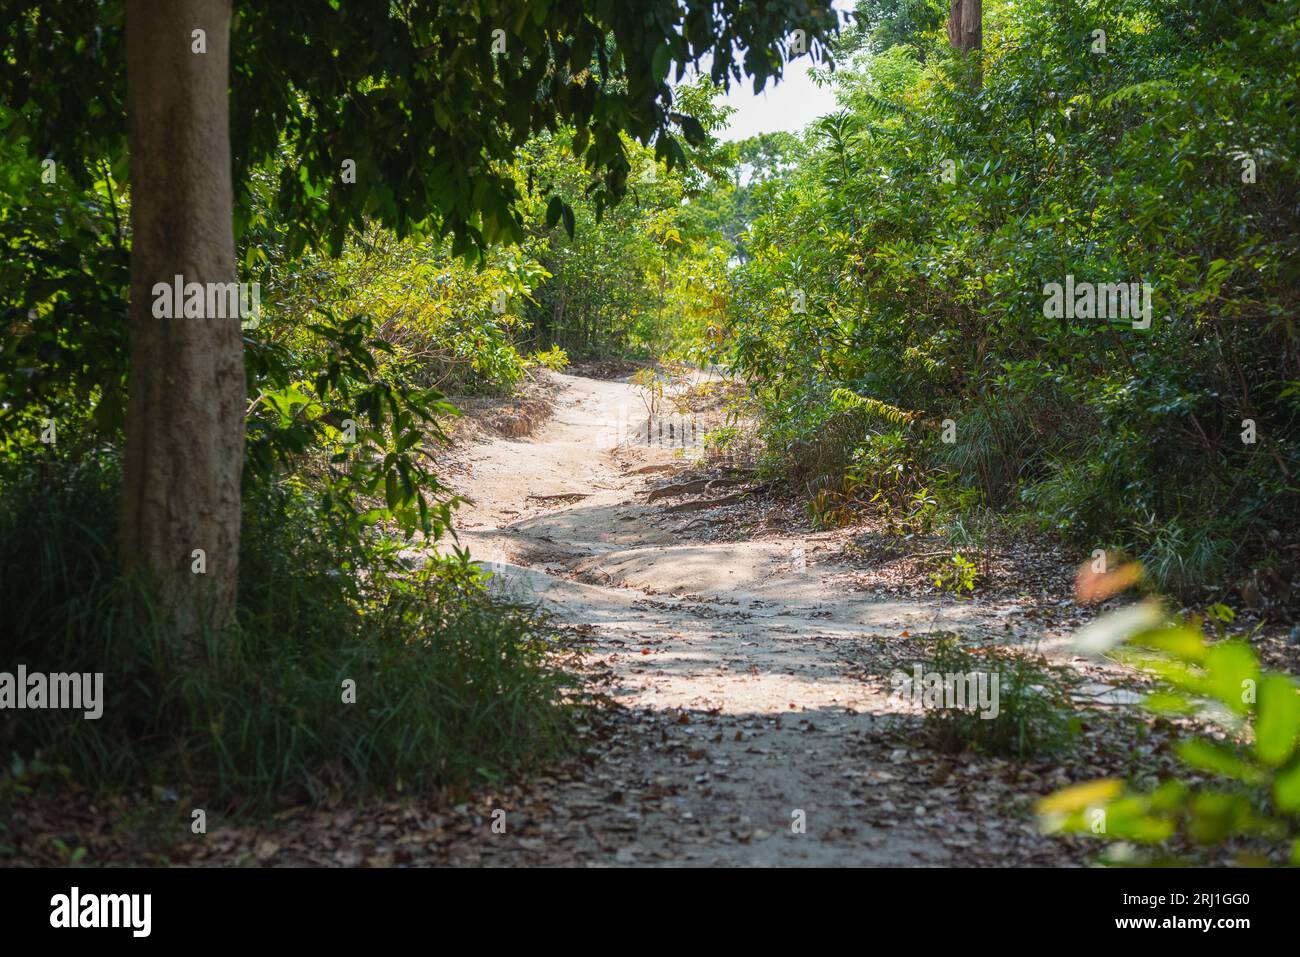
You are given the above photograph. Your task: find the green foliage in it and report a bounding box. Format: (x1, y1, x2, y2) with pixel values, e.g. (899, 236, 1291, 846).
(2, 0, 839, 258)
(0, 0, 849, 822)
(931, 552, 978, 597)
(518, 95, 736, 359)
(845, 0, 947, 58)
(1041, 602, 1300, 865)
(715, 0, 1300, 594)
(0, 130, 128, 445)
(630, 366, 667, 416)
(246, 308, 462, 543)
(0, 450, 579, 811)
(805, 425, 953, 533)
(528, 345, 570, 372)
(920, 636, 1078, 759)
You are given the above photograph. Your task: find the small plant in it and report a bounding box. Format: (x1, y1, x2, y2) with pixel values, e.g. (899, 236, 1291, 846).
(905, 486, 941, 534)
(919, 636, 1078, 759)
(807, 429, 950, 534)
(931, 551, 978, 598)
(528, 345, 569, 371)
(702, 425, 739, 454)
(942, 503, 998, 582)
(807, 473, 864, 529)
(630, 367, 664, 417)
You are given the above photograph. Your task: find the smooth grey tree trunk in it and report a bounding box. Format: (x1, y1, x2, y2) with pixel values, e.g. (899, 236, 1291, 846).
(122, 0, 243, 661)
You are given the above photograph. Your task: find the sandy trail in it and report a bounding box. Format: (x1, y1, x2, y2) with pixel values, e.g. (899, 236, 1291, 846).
(444, 373, 1052, 865)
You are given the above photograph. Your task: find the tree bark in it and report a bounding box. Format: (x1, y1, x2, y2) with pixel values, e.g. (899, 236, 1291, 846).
(947, 0, 983, 51)
(122, 0, 243, 661)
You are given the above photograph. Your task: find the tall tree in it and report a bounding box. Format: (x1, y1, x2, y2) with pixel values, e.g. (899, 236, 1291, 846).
(947, 0, 982, 87)
(2, 0, 839, 658)
(947, 0, 982, 51)
(122, 0, 243, 656)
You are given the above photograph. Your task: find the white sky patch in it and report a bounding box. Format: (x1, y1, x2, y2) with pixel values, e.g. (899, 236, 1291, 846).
(683, 0, 855, 142)
(715, 60, 838, 142)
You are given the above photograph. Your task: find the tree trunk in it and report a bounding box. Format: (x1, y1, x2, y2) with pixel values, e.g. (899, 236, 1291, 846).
(947, 0, 982, 52)
(122, 0, 243, 662)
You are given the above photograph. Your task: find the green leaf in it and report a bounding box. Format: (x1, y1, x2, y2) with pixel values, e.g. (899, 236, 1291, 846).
(1273, 761, 1300, 814)
(1098, 795, 1177, 842)
(545, 195, 564, 230)
(1187, 791, 1254, 844)
(1255, 675, 1300, 767)
(1037, 777, 1123, 816)
(1177, 738, 1264, 784)
(384, 471, 399, 509)
(1144, 691, 1194, 714)
(1132, 624, 1206, 662)
(1074, 601, 1166, 655)
(651, 43, 671, 82)
(1205, 640, 1259, 715)
(675, 113, 707, 146)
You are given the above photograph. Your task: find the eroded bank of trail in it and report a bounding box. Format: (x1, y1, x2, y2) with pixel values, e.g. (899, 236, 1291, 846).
(441, 372, 1110, 866)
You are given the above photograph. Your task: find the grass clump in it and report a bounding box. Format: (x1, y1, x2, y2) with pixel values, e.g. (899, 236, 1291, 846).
(918, 636, 1079, 760)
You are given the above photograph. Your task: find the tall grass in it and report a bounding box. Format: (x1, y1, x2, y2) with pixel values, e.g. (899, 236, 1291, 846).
(0, 448, 579, 813)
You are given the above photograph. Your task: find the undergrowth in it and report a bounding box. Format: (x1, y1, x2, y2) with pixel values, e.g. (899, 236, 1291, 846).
(0, 447, 580, 815)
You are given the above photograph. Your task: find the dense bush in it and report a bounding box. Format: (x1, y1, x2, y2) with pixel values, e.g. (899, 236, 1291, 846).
(518, 80, 736, 360)
(718, 0, 1300, 594)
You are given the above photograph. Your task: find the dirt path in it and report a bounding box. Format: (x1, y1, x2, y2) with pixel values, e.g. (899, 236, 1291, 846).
(443, 372, 1092, 866)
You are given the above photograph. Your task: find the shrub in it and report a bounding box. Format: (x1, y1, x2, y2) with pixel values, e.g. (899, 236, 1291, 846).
(720, 0, 1300, 596)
